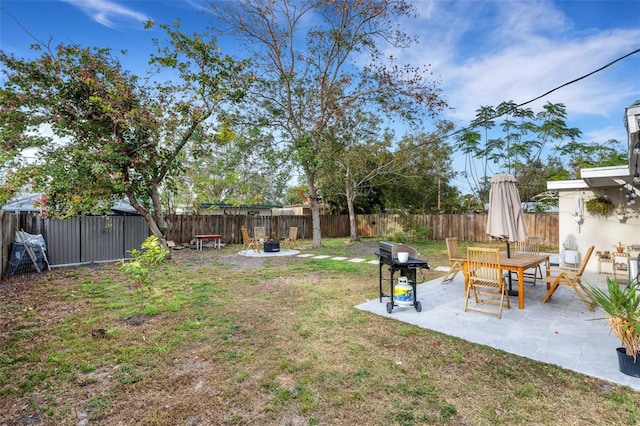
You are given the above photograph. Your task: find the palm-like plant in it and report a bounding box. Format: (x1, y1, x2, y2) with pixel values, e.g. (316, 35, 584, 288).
(589, 277, 640, 360)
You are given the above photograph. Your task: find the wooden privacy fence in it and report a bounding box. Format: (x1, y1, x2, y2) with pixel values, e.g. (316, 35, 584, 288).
(354, 213, 559, 247)
(164, 215, 314, 244)
(1, 212, 558, 277)
(165, 213, 559, 247)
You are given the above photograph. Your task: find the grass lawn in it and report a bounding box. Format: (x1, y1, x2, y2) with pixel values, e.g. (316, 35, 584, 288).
(0, 238, 638, 425)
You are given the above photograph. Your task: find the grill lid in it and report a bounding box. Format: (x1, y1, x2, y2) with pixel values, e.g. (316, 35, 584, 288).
(379, 241, 418, 259)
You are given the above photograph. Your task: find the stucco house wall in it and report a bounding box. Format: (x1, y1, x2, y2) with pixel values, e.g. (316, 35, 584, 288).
(549, 103, 640, 274)
(556, 186, 640, 273)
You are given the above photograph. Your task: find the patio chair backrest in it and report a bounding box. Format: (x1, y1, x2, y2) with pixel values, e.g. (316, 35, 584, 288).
(515, 236, 540, 254)
(575, 245, 595, 277)
(467, 247, 502, 283)
(446, 237, 460, 260)
(241, 227, 251, 244)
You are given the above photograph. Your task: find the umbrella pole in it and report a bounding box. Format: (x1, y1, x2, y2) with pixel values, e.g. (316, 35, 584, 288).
(506, 241, 518, 296)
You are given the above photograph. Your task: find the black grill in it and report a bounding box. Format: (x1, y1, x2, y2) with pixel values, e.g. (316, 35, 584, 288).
(376, 241, 430, 313)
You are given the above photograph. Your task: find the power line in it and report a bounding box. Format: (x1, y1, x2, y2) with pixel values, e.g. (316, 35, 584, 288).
(441, 47, 640, 143)
(518, 48, 640, 109)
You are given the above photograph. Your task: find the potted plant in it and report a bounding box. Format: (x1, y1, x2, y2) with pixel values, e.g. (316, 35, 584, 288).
(585, 195, 614, 216)
(589, 277, 640, 377)
(614, 242, 626, 254)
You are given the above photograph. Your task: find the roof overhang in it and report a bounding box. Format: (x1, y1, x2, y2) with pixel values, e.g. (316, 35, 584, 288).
(581, 165, 631, 188)
(549, 104, 640, 192)
(547, 179, 589, 190)
(547, 166, 635, 191)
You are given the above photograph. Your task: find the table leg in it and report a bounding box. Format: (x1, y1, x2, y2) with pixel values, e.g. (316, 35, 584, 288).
(518, 267, 525, 309)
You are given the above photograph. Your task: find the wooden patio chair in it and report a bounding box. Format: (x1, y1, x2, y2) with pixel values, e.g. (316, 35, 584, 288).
(441, 237, 464, 284)
(541, 245, 596, 311)
(464, 247, 510, 318)
(512, 236, 544, 286)
(241, 226, 259, 253)
(283, 227, 299, 249)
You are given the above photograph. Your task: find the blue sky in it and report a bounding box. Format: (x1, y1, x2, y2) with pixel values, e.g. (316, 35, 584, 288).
(2, 0, 640, 192)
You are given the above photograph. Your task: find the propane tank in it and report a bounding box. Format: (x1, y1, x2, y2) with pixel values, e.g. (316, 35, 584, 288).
(394, 276, 414, 306)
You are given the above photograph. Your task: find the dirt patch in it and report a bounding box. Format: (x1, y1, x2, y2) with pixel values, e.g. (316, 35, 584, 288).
(116, 313, 152, 327)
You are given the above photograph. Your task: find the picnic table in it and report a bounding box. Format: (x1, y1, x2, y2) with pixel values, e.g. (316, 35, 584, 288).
(195, 235, 222, 251)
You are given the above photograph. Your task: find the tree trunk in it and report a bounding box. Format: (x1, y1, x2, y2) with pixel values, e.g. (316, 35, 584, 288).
(307, 174, 322, 249)
(150, 186, 169, 236)
(127, 193, 172, 257)
(346, 185, 359, 242)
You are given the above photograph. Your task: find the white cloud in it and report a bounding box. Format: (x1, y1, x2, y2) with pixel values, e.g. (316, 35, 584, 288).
(446, 30, 640, 119)
(395, 0, 640, 131)
(61, 0, 150, 29)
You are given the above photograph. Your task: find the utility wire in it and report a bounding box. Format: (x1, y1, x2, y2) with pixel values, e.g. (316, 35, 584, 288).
(518, 47, 640, 109)
(430, 47, 640, 145)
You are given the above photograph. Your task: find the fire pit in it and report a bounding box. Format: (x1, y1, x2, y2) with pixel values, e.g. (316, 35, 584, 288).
(376, 241, 430, 313)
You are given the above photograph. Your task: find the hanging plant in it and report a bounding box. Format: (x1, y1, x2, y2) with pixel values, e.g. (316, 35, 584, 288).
(585, 195, 614, 216)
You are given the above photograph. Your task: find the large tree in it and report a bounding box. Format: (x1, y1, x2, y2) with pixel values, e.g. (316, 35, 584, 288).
(552, 138, 628, 179)
(214, 0, 446, 248)
(459, 101, 582, 204)
(175, 131, 290, 212)
(0, 23, 251, 247)
(382, 124, 461, 214)
(459, 101, 629, 205)
(319, 110, 398, 241)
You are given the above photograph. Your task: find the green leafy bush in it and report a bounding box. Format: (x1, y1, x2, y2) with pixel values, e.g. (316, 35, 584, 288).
(414, 226, 433, 241)
(121, 236, 169, 310)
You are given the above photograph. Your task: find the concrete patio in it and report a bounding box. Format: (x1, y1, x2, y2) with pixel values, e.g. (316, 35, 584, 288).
(356, 260, 640, 391)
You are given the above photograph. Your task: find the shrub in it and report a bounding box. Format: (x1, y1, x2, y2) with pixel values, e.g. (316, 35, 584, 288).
(121, 236, 169, 310)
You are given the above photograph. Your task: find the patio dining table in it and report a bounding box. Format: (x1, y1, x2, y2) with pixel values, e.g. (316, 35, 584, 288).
(463, 252, 550, 309)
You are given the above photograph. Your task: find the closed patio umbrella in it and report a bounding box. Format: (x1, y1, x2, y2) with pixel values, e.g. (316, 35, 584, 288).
(487, 173, 528, 294)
